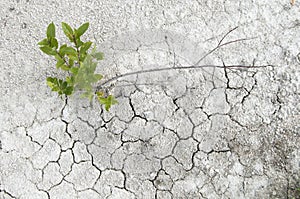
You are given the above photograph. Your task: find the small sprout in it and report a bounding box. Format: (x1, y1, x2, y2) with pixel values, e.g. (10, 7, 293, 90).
(38, 22, 117, 111)
(97, 95, 118, 111)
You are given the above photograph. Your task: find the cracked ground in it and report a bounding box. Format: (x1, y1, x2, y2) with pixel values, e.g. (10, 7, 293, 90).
(0, 0, 300, 198)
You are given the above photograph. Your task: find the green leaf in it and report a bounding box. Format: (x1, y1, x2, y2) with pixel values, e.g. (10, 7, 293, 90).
(60, 46, 77, 56)
(98, 95, 118, 111)
(61, 22, 74, 41)
(40, 46, 57, 55)
(38, 38, 49, 46)
(59, 44, 67, 56)
(66, 76, 75, 85)
(75, 38, 84, 48)
(64, 86, 73, 95)
(46, 77, 56, 88)
(46, 77, 73, 96)
(68, 54, 78, 61)
(70, 67, 79, 75)
(49, 37, 58, 49)
(62, 81, 67, 89)
(94, 74, 103, 80)
(80, 41, 92, 54)
(92, 52, 104, 60)
(69, 59, 74, 67)
(46, 77, 54, 82)
(46, 22, 55, 38)
(79, 53, 87, 62)
(55, 55, 65, 68)
(96, 91, 104, 98)
(60, 65, 70, 71)
(75, 22, 89, 37)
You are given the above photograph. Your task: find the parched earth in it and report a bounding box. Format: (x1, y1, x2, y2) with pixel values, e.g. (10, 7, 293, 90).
(0, 0, 299, 198)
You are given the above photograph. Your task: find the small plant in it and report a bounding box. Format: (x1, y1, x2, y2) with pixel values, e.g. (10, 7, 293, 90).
(39, 23, 272, 112)
(38, 22, 117, 111)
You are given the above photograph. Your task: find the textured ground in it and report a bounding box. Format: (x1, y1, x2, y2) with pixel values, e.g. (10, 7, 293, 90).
(0, 0, 300, 198)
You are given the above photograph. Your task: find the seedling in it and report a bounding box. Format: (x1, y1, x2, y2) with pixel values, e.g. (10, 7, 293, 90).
(39, 23, 272, 112)
(38, 22, 117, 111)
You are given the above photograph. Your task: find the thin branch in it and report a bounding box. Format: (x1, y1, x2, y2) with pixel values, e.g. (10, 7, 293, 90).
(56, 50, 71, 68)
(95, 26, 270, 91)
(72, 36, 81, 62)
(218, 26, 239, 46)
(96, 64, 273, 90)
(194, 26, 256, 66)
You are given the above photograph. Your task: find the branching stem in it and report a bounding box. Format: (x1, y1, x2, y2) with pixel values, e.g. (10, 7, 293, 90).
(96, 64, 272, 90)
(56, 50, 71, 68)
(95, 26, 270, 91)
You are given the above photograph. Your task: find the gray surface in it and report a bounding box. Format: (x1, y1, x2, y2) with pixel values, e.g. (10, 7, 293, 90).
(0, 0, 300, 198)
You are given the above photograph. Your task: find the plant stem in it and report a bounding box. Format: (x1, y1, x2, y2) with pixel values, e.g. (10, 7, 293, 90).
(56, 50, 71, 68)
(96, 64, 273, 90)
(95, 26, 272, 91)
(194, 26, 257, 66)
(72, 36, 81, 62)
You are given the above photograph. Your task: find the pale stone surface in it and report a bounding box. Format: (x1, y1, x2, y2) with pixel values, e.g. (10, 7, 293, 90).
(38, 162, 63, 191)
(108, 187, 135, 199)
(156, 190, 173, 199)
(49, 119, 73, 151)
(153, 170, 173, 191)
(49, 181, 77, 199)
(203, 88, 231, 115)
(123, 118, 163, 141)
(72, 141, 91, 163)
(143, 128, 178, 159)
(30, 139, 61, 169)
(163, 108, 194, 139)
(173, 138, 199, 170)
(126, 178, 156, 199)
(124, 154, 160, 179)
(1, 0, 299, 198)
(65, 161, 100, 191)
(58, 149, 74, 176)
(162, 156, 187, 181)
(98, 169, 125, 188)
(68, 118, 96, 144)
(88, 143, 113, 170)
(94, 169, 126, 198)
(78, 189, 100, 199)
(1, 127, 41, 158)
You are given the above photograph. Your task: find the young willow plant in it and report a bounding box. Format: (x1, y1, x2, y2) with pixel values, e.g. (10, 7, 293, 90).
(38, 22, 117, 111)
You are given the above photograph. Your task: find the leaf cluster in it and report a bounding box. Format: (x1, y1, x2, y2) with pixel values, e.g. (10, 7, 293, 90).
(38, 22, 117, 111)
(96, 92, 118, 111)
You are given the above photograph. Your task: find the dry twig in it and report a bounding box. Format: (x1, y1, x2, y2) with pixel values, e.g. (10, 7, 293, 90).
(96, 27, 272, 91)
